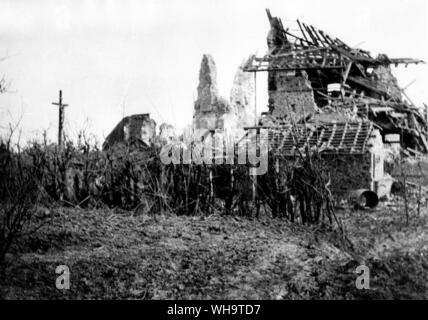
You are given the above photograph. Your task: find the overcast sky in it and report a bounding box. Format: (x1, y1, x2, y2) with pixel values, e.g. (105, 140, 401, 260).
(0, 0, 427, 144)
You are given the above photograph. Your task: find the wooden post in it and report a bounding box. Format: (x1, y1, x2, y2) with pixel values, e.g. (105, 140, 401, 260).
(252, 174, 256, 202)
(230, 167, 234, 191)
(254, 72, 257, 126)
(425, 103, 428, 124)
(254, 127, 261, 218)
(52, 90, 69, 152)
(417, 184, 422, 217)
(425, 103, 428, 141)
(209, 166, 213, 198)
(275, 157, 280, 217)
(400, 129, 409, 226)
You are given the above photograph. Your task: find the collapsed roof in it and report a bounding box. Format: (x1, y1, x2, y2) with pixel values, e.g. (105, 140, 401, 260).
(267, 121, 374, 155)
(240, 121, 375, 157)
(244, 9, 428, 153)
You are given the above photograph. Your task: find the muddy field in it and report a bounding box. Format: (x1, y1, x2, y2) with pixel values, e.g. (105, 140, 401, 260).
(1, 198, 427, 300)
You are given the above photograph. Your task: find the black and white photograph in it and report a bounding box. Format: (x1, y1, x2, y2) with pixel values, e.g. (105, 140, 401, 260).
(0, 0, 427, 307)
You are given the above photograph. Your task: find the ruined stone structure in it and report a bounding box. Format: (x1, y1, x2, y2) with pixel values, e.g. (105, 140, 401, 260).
(193, 54, 231, 131)
(241, 121, 384, 198)
(193, 54, 255, 132)
(103, 114, 156, 150)
(158, 123, 178, 145)
(240, 9, 427, 197)
(268, 70, 318, 121)
(245, 9, 427, 154)
(230, 59, 256, 126)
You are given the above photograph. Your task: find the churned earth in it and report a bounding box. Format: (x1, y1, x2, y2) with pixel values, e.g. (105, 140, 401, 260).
(1, 200, 427, 299)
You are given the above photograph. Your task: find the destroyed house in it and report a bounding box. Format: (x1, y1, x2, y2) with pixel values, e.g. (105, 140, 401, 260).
(242, 121, 384, 197)
(244, 9, 428, 153)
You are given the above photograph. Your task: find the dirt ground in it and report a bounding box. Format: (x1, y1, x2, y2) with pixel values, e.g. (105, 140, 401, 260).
(1, 199, 427, 300)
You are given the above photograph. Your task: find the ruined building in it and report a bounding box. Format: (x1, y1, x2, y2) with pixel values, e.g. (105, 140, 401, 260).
(244, 9, 427, 154)
(241, 9, 427, 198)
(193, 54, 255, 132)
(265, 122, 385, 198)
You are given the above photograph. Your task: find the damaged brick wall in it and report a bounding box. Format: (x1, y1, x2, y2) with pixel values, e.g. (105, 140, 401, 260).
(268, 70, 318, 120)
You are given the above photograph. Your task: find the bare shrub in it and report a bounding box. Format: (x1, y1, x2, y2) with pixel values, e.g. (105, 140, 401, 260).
(0, 122, 345, 255)
(0, 139, 44, 263)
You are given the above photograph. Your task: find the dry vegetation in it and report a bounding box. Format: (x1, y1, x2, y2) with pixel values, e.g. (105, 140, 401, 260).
(0, 132, 427, 299)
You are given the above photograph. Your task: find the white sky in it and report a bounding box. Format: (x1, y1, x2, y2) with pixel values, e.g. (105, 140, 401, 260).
(0, 0, 427, 144)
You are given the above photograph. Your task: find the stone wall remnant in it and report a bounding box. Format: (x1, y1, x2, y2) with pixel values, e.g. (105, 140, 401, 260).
(193, 54, 231, 131)
(371, 56, 402, 101)
(103, 113, 156, 150)
(158, 123, 178, 145)
(230, 58, 256, 127)
(268, 70, 318, 121)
